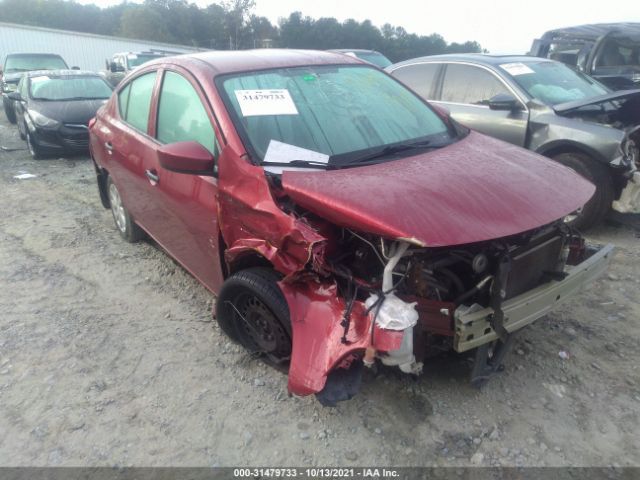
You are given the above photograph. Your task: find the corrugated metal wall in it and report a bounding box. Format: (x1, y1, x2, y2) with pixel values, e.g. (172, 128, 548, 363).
(0, 22, 204, 72)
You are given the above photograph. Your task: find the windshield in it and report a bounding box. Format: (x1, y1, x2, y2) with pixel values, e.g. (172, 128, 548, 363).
(4, 55, 68, 73)
(354, 51, 392, 68)
(127, 54, 162, 69)
(220, 65, 452, 169)
(29, 75, 113, 101)
(503, 61, 609, 105)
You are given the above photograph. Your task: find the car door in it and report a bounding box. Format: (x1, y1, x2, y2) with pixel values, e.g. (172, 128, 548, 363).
(435, 63, 529, 146)
(143, 68, 224, 292)
(105, 70, 162, 229)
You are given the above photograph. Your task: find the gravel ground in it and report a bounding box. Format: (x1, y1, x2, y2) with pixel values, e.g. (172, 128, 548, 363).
(1, 116, 639, 468)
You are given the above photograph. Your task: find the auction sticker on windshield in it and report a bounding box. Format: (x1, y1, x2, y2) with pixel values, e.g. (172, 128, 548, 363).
(235, 89, 298, 117)
(30, 76, 50, 84)
(500, 63, 534, 76)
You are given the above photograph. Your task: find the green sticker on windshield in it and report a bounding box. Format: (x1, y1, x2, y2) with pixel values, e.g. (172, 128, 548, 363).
(302, 74, 317, 82)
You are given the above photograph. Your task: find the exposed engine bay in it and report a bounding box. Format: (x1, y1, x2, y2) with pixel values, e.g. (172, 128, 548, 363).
(302, 220, 589, 404)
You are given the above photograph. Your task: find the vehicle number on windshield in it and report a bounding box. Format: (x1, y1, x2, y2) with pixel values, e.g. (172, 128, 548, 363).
(235, 89, 299, 117)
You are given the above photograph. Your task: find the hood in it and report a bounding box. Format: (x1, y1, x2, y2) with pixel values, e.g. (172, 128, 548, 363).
(2, 72, 23, 84)
(554, 89, 640, 114)
(31, 99, 107, 125)
(281, 132, 595, 247)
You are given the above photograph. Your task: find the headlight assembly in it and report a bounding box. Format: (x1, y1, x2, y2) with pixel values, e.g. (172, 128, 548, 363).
(2, 83, 17, 93)
(27, 109, 60, 129)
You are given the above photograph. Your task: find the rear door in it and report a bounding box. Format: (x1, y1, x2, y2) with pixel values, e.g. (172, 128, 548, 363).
(105, 70, 161, 227)
(435, 63, 529, 146)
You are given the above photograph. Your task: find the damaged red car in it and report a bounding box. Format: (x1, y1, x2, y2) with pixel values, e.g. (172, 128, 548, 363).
(89, 50, 614, 405)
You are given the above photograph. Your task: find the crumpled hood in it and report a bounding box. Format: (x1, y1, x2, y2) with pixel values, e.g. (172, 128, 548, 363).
(554, 89, 640, 114)
(31, 99, 107, 125)
(282, 132, 595, 247)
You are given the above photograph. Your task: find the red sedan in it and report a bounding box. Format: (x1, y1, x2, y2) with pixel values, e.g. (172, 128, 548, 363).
(89, 50, 612, 405)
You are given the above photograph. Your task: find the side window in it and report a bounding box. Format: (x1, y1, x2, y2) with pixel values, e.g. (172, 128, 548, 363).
(117, 71, 156, 133)
(19, 77, 28, 98)
(156, 71, 217, 155)
(392, 63, 440, 100)
(441, 64, 509, 105)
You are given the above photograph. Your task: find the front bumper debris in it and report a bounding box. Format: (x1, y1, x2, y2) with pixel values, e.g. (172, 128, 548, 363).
(454, 243, 615, 353)
(612, 171, 640, 214)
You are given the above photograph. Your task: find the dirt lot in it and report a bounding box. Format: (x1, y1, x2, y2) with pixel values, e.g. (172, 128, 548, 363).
(0, 115, 639, 468)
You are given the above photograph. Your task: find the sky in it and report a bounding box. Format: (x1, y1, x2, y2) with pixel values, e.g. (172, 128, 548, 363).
(79, 0, 640, 54)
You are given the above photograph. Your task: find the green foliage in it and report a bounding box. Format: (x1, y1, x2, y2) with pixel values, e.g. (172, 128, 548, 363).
(0, 0, 483, 60)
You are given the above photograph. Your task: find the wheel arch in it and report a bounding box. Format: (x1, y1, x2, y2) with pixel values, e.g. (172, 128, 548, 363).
(535, 140, 609, 165)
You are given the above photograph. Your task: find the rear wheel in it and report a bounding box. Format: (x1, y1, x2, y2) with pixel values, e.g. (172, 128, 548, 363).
(552, 152, 614, 230)
(216, 268, 291, 370)
(106, 176, 144, 243)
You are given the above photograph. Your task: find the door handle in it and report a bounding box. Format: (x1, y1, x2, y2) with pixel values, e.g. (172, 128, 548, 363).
(145, 169, 159, 184)
(104, 141, 113, 154)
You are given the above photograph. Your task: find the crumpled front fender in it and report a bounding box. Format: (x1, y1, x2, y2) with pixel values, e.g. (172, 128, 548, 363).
(279, 279, 403, 396)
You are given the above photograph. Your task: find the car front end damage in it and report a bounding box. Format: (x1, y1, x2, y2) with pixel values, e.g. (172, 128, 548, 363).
(214, 132, 613, 404)
(553, 90, 640, 214)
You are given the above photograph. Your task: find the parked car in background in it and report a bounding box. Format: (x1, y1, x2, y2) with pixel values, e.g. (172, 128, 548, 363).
(8, 70, 112, 159)
(103, 51, 167, 86)
(329, 49, 392, 68)
(529, 23, 640, 90)
(89, 49, 611, 404)
(2, 53, 70, 124)
(387, 54, 640, 229)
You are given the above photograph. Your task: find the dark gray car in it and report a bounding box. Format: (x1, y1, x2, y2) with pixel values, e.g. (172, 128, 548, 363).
(387, 54, 640, 229)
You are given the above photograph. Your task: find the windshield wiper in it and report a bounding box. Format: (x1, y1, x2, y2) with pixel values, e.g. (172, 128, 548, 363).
(260, 159, 333, 170)
(60, 97, 109, 101)
(336, 140, 436, 167)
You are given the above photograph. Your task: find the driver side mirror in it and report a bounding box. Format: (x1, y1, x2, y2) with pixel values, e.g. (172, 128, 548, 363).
(488, 93, 522, 111)
(158, 141, 216, 176)
(7, 91, 22, 101)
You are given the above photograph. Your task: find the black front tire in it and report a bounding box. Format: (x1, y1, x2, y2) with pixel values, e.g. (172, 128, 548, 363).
(216, 267, 291, 370)
(26, 132, 44, 159)
(106, 176, 144, 243)
(552, 152, 614, 230)
(3, 98, 17, 124)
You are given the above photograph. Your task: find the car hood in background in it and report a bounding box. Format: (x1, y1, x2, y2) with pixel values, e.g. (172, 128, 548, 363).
(2, 72, 23, 84)
(30, 99, 107, 125)
(282, 132, 595, 247)
(554, 89, 640, 114)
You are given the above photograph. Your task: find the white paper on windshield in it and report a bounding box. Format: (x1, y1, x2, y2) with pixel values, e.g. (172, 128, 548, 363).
(262, 140, 329, 174)
(127, 54, 138, 59)
(500, 63, 534, 76)
(235, 89, 298, 117)
(30, 76, 50, 84)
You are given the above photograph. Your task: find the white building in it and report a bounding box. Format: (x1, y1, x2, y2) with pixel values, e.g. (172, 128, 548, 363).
(0, 21, 204, 72)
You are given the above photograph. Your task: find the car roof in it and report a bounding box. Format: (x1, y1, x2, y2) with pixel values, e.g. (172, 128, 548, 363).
(540, 23, 640, 40)
(113, 51, 165, 56)
(6, 53, 65, 58)
(388, 53, 555, 70)
(144, 49, 363, 76)
(24, 69, 102, 78)
(329, 49, 381, 54)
